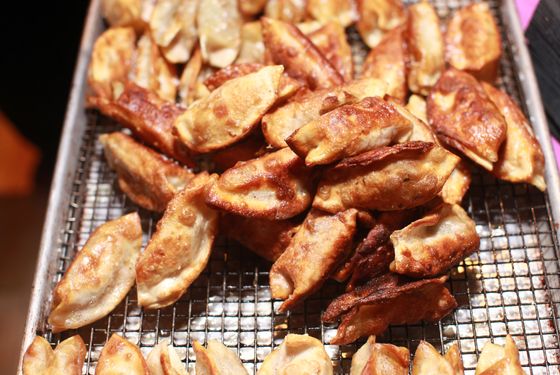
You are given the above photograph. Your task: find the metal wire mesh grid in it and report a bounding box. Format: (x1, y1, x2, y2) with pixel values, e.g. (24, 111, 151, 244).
(31, 0, 560, 374)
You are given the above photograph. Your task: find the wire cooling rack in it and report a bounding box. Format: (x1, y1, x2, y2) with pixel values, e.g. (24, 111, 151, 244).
(21, 0, 560, 374)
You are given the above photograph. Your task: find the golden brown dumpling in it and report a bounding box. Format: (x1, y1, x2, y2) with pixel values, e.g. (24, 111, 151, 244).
(406, 94, 428, 124)
(445, 3, 501, 82)
(262, 78, 387, 148)
(270, 208, 358, 312)
(441, 161, 471, 204)
(406, 1, 445, 95)
(23, 335, 86, 375)
(475, 335, 525, 375)
(101, 0, 146, 30)
(265, 0, 308, 23)
(350, 336, 409, 375)
(307, 21, 354, 82)
(178, 47, 203, 106)
(286, 97, 412, 166)
(146, 339, 187, 375)
(136, 173, 219, 309)
(313, 142, 460, 213)
(100, 132, 194, 212)
(96, 334, 149, 375)
(258, 334, 333, 375)
(210, 133, 267, 172)
(482, 82, 546, 191)
(205, 148, 314, 220)
(390, 203, 479, 278)
(174, 65, 283, 153)
(412, 341, 464, 375)
(261, 17, 343, 90)
(236, 21, 265, 64)
(48, 213, 142, 332)
(193, 340, 249, 375)
(307, 0, 357, 28)
(427, 68, 507, 171)
(356, 0, 406, 48)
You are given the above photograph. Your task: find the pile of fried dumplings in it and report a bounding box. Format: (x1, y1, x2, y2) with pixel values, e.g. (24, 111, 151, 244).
(23, 0, 546, 373)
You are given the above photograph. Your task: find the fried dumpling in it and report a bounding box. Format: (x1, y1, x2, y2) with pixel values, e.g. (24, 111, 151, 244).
(146, 339, 187, 375)
(90, 83, 194, 166)
(262, 78, 387, 148)
(307, 0, 357, 28)
(206, 148, 314, 220)
(239, 0, 267, 16)
(445, 3, 501, 82)
(101, 0, 145, 30)
(482, 82, 546, 191)
(286, 97, 412, 166)
(412, 341, 464, 375)
(361, 26, 407, 102)
(258, 334, 333, 375)
(88, 27, 136, 100)
(264, 0, 308, 23)
(48, 213, 142, 332)
(313, 141, 460, 213)
(475, 335, 525, 375)
(427, 69, 507, 171)
(178, 47, 203, 106)
(197, 0, 241, 67)
(236, 21, 265, 64)
(350, 336, 409, 375)
(323, 274, 457, 344)
(261, 17, 343, 90)
(270, 208, 358, 312)
(136, 173, 219, 309)
(96, 334, 149, 375)
(406, 94, 428, 124)
(174, 65, 283, 153)
(131, 32, 178, 102)
(210, 133, 266, 172)
(406, 1, 445, 95)
(193, 340, 248, 375)
(441, 161, 471, 204)
(356, 0, 406, 48)
(23, 335, 86, 375)
(307, 21, 354, 82)
(100, 132, 194, 212)
(390, 203, 479, 278)
(221, 214, 300, 262)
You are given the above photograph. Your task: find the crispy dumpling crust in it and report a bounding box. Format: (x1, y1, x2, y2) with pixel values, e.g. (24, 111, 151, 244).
(23, 335, 86, 375)
(350, 336, 409, 375)
(48, 213, 142, 332)
(146, 340, 188, 375)
(193, 340, 249, 375)
(475, 335, 525, 375)
(96, 334, 150, 375)
(356, 0, 406, 48)
(412, 341, 464, 375)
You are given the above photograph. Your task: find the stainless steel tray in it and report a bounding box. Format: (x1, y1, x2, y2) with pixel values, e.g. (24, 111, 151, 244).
(18, 0, 560, 373)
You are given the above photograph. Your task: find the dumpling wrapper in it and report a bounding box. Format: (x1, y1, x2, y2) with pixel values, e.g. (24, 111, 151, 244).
(236, 21, 265, 64)
(178, 47, 203, 106)
(475, 335, 525, 375)
(313, 141, 460, 213)
(96, 334, 149, 375)
(441, 161, 471, 204)
(306, 0, 357, 28)
(205, 148, 314, 220)
(350, 336, 409, 375)
(174, 65, 283, 153)
(23, 335, 86, 375)
(482, 82, 546, 191)
(286, 97, 412, 166)
(136, 173, 219, 309)
(265, 0, 308, 24)
(146, 339, 187, 375)
(307, 21, 354, 82)
(193, 340, 249, 375)
(262, 78, 387, 148)
(258, 334, 333, 375)
(48, 213, 142, 332)
(412, 341, 464, 375)
(101, 0, 152, 31)
(356, 0, 406, 48)
(210, 133, 267, 172)
(270, 208, 358, 312)
(390, 203, 479, 278)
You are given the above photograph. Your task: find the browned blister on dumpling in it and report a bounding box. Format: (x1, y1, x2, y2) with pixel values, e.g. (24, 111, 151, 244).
(146, 340, 188, 375)
(441, 161, 471, 204)
(23, 336, 86, 375)
(270, 209, 358, 312)
(206, 148, 314, 220)
(307, 21, 354, 82)
(406, 2, 445, 96)
(350, 336, 409, 375)
(222, 214, 300, 262)
(313, 141, 460, 213)
(90, 83, 194, 167)
(307, 0, 357, 28)
(412, 341, 464, 375)
(88, 27, 136, 100)
(262, 78, 387, 148)
(174, 65, 283, 153)
(323, 274, 457, 344)
(390, 203, 479, 278)
(261, 17, 343, 90)
(100, 132, 194, 212)
(193, 340, 248, 375)
(265, 0, 308, 23)
(287, 97, 412, 166)
(136, 173, 219, 309)
(482, 83, 546, 191)
(446, 3, 501, 82)
(258, 334, 333, 375)
(197, 0, 241, 67)
(361, 26, 407, 102)
(427, 69, 507, 171)
(48, 213, 141, 332)
(96, 335, 150, 375)
(357, 0, 406, 48)
(236, 21, 265, 64)
(475, 335, 525, 375)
